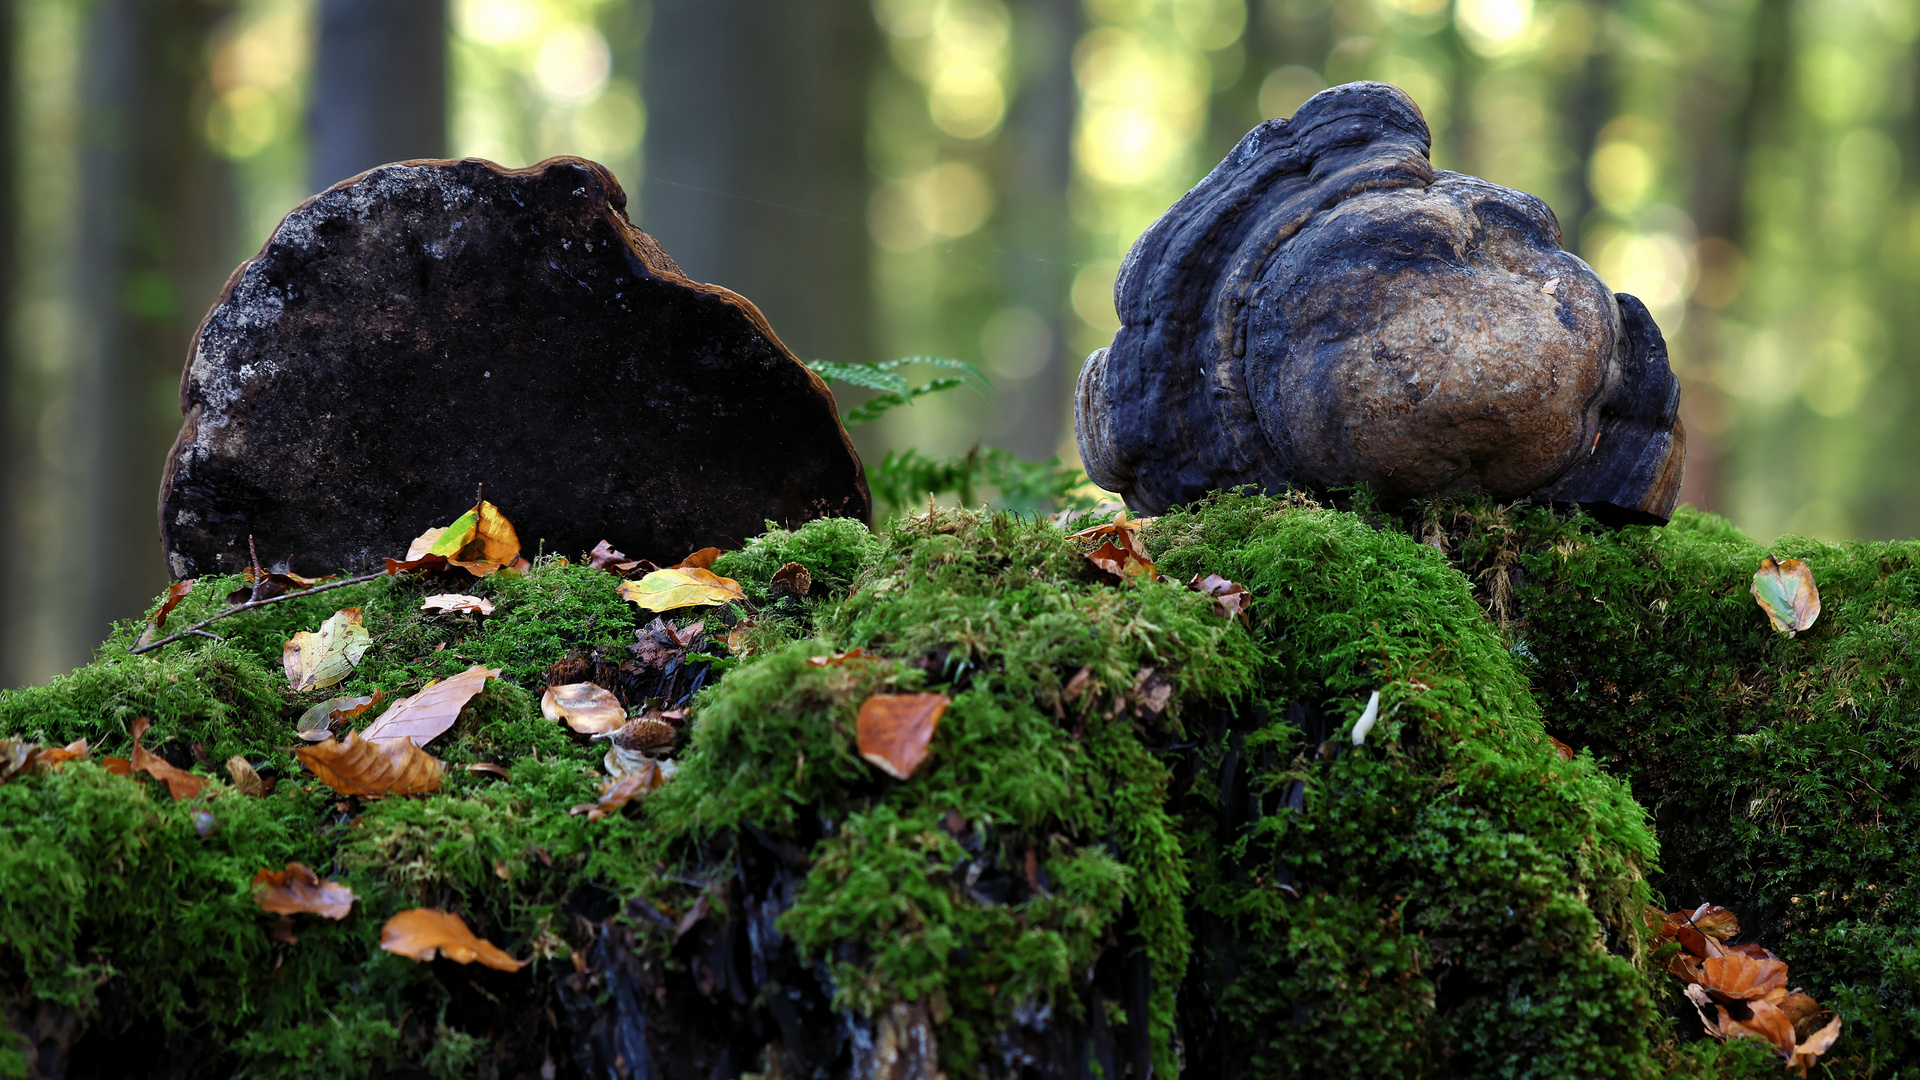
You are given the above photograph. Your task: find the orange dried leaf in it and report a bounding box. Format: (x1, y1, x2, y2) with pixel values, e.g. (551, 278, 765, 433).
(252, 863, 355, 919)
(1751, 555, 1820, 636)
(674, 546, 723, 570)
(101, 756, 132, 776)
(1546, 735, 1575, 761)
(136, 580, 197, 646)
(129, 717, 207, 800)
(570, 764, 662, 820)
(380, 908, 527, 971)
(540, 682, 626, 735)
(360, 665, 500, 746)
(1720, 997, 1796, 1054)
(1789, 1015, 1842, 1074)
(857, 693, 949, 780)
(295, 730, 444, 797)
(808, 648, 879, 667)
(1700, 953, 1789, 1002)
(36, 739, 88, 769)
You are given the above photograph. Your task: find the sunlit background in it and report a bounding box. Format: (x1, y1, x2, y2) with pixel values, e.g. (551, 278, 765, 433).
(3, 0, 1914, 683)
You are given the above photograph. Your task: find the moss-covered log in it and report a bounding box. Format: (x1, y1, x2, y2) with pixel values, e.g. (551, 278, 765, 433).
(0, 495, 1903, 1077)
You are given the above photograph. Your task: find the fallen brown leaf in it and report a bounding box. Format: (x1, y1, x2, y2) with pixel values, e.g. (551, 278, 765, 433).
(380, 908, 527, 971)
(252, 863, 355, 919)
(0, 739, 33, 783)
(857, 693, 949, 780)
(226, 756, 266, 797)
(136, 580, 196, 646)
(1691, 904, 1740, 940)
(1700, 953, 1788, 1002)
(1719, 996, 1796, 1055)
(101, 756, 132, 776)
(540, 682, 626, 735)
(421, 593, 494, 616)
(1751, 555, 1820, 637)
(570, 764, 663, 820)
(1187, 573, 1251, 621)
(1072, 516, 1155, 580)
(807, 648, 880, 667)
(466, 762, 511, 781)
(295, 730, 444, 797)
(674, 547, 723, 570)
(1546, 735, 1575, 761)
(129, 717, 207, 800)
(283, 607, 372, 692)
(725, 616, 757, 657)
(587, 540, 653, 574)
(1789, 1015, 1842, 1074)
(360, 664, 499, 746)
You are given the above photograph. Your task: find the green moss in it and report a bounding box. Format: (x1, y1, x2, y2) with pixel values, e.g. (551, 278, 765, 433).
(0, 494, 1901, 1076)
(1418, 497, 1920, 1076)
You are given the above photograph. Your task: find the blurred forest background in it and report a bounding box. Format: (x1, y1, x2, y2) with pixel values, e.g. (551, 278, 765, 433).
(0, 0, 1911, 684)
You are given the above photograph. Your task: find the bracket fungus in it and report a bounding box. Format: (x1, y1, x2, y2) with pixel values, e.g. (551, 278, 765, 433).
(160, 156, 868, 578)
(1075, 81, 1684, 523)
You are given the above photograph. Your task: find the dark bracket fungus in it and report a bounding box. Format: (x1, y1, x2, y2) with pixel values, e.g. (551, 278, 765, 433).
(1075, 81, 1684, 524)
(160, 156, 869, 578)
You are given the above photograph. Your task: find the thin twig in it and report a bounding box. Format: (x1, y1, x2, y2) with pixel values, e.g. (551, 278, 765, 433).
(129, 569, 387, 656)
(187, 629, 224, 641)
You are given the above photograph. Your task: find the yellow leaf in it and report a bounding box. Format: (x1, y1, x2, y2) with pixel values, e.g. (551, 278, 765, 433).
(380, 908, 527, 971)
(617, 567, 747, 612)
(282, 608, 372, 691)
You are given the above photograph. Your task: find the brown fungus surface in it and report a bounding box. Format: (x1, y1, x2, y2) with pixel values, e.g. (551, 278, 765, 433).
(1076, 81, 1683, 523)
(160, 156, 868, 578)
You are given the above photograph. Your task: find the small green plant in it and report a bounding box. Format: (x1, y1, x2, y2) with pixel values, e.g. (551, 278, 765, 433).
(808, 357, 1104, 514)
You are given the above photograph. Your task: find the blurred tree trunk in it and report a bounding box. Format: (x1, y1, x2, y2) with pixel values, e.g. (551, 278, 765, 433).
(66, 0, 232, 666)
(641, 0, 874, 371)
(994, 0, 1079, 461)
(309, 0, 446, 191)
(0, 0, 13, 684)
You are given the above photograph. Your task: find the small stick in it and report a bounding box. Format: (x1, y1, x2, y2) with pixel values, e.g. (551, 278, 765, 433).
(247, 535, 268, 604)
(128, 569, 386, 656)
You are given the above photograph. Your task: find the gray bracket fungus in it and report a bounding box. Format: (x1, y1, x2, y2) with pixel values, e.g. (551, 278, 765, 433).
(1075, 81, 1684, 524)
(160, 156, 869, 578)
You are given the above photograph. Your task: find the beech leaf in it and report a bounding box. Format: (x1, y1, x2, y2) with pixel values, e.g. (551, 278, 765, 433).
(421, 593, 494, 616)
(360, 665, 500, 746)
(252, 863, 355, 919)
(1187, 572, 1251, 621)
(403, 499, 524, 577)
(1071, 516, 1155, 580)
(857, 693, 949, 780)
(540, 682, 626, 735)
(1751, 555, 1820, 636)
(1719, 996, 1796, 1054)
(570, 763, 664, 820)
(1700, 953, 1789, 1002)
(379, 908, 528, 971)
(136, 580, 196, 646)
(295, 730, 444, 797)
(226, 756, 266, 797)
(282, 607, 372, 692)
(675, 546, 723, 570)
(1790, 1015, 1842, 1073)
(618, 567, 747, 612)
(587, 540, 653, 574)
(129, 717, 207, 800)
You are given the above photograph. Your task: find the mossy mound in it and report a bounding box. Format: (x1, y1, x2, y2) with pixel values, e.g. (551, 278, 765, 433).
(1422, 498, 1920, 1076)
(0, 494, 1883, 1077)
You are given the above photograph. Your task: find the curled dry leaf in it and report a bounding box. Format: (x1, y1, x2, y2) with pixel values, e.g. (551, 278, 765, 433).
(770, 562, 813, 600)
(296, 692, 384, 742)
(252, 863, 354, 919)
(129, 717, 207, 800)
(597, 715, 675, 779)
(1691, 903, 1740, 940)
(674, 547, 723, 570)
(421, 593, 494, 616)
(857, 693, 949, 780)
(226, 756, 266, 797)
(426, 499, 523, 576)
(136, 580, 196, 646)
(1546, 735, 1575, 762)
(540, 682, 626, 735)
(1720, 997, 1797, 1055)
(1700, 953, 1788, 1003)
(466, 762, 511, 781)
(726, 616, 758, 657)
(283, 607, 372, 691)
(380, 908, 527, 971)
(360, 665, 500, 746)
(618, 567, 746, 612)
(570, 762, 664, 820)
(1187, 573, 1251, 621)
(1752, 555, 1821, 637)
(101, 756, 132, 776)
(1790, 1015, 1842, 1074)
(227, 566, 332, 607)
(295, 730, 444, 797)
(1072, 515, 1155, 580)
(0, 739, 34, 784)
(587, 540, 652, 574)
